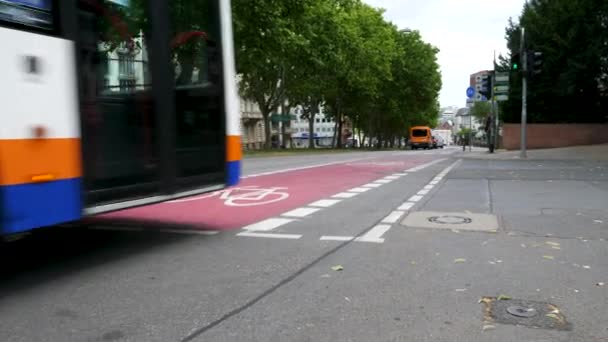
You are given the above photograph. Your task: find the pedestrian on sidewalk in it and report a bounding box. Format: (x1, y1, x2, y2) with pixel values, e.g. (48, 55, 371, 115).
(485, 113, 495, 153)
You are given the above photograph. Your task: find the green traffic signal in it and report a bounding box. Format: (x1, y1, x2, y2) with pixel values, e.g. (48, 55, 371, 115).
(512, 63, 518, 70)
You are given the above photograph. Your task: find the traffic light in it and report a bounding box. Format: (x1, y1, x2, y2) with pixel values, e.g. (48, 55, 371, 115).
(527, 51, 543, 78)
(511, 52, 521, 71)
(479, 74, 493, 100)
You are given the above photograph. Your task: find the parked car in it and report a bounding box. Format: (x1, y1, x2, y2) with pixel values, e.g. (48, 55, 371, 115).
(434, 136, 445, 149)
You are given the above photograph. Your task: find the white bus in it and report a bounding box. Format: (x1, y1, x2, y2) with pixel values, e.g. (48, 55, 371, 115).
(0, 0, 241, 236)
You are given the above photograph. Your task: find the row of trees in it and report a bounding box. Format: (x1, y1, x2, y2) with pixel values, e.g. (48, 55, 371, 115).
(498, 0, 608, 123)
(232, 0, 442, 148)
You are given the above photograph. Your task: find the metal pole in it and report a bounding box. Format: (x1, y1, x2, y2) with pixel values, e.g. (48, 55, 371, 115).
(469, 112, 472, 152)
(520, 27, 527, 158)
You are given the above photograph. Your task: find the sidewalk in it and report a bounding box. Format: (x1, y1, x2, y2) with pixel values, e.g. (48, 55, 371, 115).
(455, 144, 608, 161)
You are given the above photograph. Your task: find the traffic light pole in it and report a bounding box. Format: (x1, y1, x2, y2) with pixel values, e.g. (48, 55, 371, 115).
(520, 28, 528, 159)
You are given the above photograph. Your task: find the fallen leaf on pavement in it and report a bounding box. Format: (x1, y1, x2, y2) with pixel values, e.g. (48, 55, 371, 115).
(551, 246, 561, 250)
(597, 282, 605, 287)
(331, 265, 344, 271)
(482, 324, 495, 331)
(344, 297, 351, 302)
(546, 313, 560, 320)
(594, 220, 603, 224)
(546, 241, 560, 247)
(520, 244, 527, 248)
(454, 258, 466, 263)
(543, 255, 554, 260)
(583, 265, 591, 269)
(451, 229, 461, 233)
(497, 294, 511, 300)
(478, 297, 493, 304)
(410, 261, 417, 265)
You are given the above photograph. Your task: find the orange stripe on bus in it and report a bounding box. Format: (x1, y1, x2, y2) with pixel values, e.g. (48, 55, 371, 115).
(226, 135, 242, 162)
(0, 138, 81, 186)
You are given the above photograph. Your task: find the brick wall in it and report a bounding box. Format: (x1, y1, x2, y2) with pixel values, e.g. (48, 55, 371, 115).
(502, 124, 608, 150)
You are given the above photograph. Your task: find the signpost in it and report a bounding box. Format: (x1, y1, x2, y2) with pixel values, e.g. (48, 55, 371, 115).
(465, 87, 475, 152)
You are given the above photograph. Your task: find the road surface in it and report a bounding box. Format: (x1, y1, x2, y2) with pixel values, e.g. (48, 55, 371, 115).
(1, 146, 607, 342)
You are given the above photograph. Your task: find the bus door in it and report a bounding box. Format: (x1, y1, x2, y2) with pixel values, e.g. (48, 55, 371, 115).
(76, 0, 226, 210)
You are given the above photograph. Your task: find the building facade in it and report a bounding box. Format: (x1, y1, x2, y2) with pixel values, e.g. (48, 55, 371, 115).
(467, 70, 493, 107)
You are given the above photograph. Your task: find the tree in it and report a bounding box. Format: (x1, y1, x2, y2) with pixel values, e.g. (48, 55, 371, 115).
(501, 0, 608, 123)
(470, 101, 491, 121)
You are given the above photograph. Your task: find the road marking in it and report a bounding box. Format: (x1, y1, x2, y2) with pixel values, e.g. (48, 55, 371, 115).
(393, 173, 408, 176)
(384, 175, 401, 180)
(241, 157, 373, 179)
(348, 187, 371, 193)
(429, 180, 439, 185)
(237, 232, 302, 239)
(320, 235, 354, 241)
(281, 207, 321, 218)
(408, 195, 423, 202)
(398, 202, 415, 211)
(424, 185, 434, 190)
(417, 189, 430, 195)
(362, 183, 383, 188)
(382, 210, 406, 224)
(405, 158, 446, 172)
(308, 199, 341, 208)
(332, 192, 359, 199)
(355, 224, 391, 243)
(374, 179, 393, 184)
(242, 218, 295, 231)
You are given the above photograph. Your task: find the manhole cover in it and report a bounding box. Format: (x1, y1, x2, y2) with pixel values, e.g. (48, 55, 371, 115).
(480, 297, 571, 331)
(507, 305, 537, 318)
(428, 215, 472, 225)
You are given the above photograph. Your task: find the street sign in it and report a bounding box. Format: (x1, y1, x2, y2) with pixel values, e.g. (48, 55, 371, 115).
(495, 94, 509, 101)
(466, 87, 475, 99)
(495, 72, 509, 83)
(494, 85, 509, 93)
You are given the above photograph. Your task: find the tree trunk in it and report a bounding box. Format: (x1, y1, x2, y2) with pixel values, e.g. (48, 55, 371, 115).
(281, 103, 291, 148)
(308, 112, 315, 149)
(331, 120, 338, 147)
(262, 108, 271, 149)
(336, 97, 343, 148)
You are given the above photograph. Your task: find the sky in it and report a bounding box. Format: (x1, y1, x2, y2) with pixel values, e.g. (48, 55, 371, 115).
(364, 0, 526, 108)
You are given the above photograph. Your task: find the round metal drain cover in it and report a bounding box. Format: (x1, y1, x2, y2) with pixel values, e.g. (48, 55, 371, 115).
(506, 305, 537, 318)
(428, 215, 472, 225)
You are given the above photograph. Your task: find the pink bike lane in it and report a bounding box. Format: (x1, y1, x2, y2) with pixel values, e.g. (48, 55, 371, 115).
(94, 156, 438, 230)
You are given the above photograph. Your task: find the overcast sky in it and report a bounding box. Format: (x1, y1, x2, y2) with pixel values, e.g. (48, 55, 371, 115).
(364, 0, 526, 108)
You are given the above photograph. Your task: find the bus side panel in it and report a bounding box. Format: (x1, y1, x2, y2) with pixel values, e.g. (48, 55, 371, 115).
(0, 27, 82, 235)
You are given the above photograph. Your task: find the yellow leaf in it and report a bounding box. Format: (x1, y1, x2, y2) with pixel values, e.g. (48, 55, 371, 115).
(331, 265, 344, 271)
(543, 255, 554, 260)
(454, 258, 466, 263)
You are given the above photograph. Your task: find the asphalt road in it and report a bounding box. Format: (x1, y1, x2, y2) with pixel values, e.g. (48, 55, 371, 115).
(1, 146, 607, 342)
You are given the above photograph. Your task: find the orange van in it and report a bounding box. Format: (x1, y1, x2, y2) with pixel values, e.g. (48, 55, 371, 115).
(409, 126, 433, 149)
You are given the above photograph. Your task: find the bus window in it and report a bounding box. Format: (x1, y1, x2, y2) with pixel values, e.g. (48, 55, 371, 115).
(170, 0, 225, 183)
(0, 0, 54, 31)
(78, 0, 160, 204)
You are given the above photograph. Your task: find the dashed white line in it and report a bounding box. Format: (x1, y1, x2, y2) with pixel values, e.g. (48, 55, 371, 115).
(398, 202, 415, 211)
(374, 179, 393, 184)
(381, 210, 406, 224)
(281, 207, 321, 218)
(417, 189, 430, 195)
(384, 175, 401, 180)
(309, 199, 342, 208)
(348, 187, 372, 193)
(393, 173, 408, 176)
(424, 185, 434, 190)
(332, 192, 359, 199)
(320, 235, 354, 241)
(408, 195, 423, 202)
(242, 218, 295, 232)
(355, 224, 391, 243)
(362, 183, 383, 188)
(236, 232, 302, 239)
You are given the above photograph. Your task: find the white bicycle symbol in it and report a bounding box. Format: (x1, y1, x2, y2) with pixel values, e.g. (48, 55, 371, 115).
(168, 186, 289, 206)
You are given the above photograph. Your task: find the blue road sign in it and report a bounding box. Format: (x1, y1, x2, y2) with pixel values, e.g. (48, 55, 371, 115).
(466, 86, 475, 99)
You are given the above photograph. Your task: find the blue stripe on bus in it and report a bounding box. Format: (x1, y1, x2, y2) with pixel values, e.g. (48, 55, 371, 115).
(0, 178, 82, 235)
(226, 160, 240, 186)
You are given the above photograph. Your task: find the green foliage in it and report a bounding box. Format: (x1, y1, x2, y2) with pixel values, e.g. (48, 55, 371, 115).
(232, 0, 442, 148)
(470, 101, 491, 120)
(501, 0, 608, 123)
